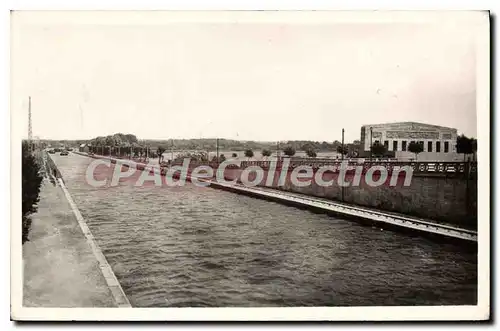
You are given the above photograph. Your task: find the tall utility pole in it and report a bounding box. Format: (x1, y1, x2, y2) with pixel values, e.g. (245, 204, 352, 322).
(370, 126, 373, 162)
(277, 141, 280, 159)
(28, 96, 33, 153)
(341, 128, 345, 202)
(216, 138, 219, 163)
(341, 128, 345, 162)
(171, 139, 174, 162)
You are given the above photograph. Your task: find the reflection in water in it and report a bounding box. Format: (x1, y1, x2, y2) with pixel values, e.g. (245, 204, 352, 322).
(52, 154, 477, 307)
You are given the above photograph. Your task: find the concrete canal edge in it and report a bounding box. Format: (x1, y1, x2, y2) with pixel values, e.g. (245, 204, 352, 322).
(57, 179, 132, 307)
(75, 152, 477, 245)
(207, 181, 478, 246)
(46, 154, 131, 307)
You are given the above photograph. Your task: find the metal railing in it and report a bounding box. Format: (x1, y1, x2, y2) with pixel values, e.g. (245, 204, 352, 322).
(238, 160, 476, 175)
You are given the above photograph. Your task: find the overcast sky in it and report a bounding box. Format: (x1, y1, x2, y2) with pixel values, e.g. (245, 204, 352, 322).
(11, 11, 481, 142)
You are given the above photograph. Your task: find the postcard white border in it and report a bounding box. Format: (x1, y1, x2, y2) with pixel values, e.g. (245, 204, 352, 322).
(9, 10, 490, 321)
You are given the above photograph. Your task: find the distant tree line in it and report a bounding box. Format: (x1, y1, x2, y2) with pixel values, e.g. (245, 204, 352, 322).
(456, 134, 477, 161)
(50, 136, 365, 154)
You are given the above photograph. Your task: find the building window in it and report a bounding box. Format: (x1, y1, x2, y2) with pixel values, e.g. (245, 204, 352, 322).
(384, 140, 389, 149)
(428, 141, 433, 152)
(436, 141, 441, 153)
(418, 141, 424, 148)
(402, 141, 407, 151)
(393, 140, 398, 151)
(444, 141, 449, 153)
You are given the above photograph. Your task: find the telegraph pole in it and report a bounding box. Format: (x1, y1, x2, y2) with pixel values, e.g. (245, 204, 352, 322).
(370, 126, 373, 162)
(171, 139, 174, 163)
(341, 128, 345, 162)
(28, 96, 32, 153)
(216, 138, 219, 163)
(341, 128, 345, 202)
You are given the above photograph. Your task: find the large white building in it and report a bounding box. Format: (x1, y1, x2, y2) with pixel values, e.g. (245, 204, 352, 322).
(360, 122, 462, 161)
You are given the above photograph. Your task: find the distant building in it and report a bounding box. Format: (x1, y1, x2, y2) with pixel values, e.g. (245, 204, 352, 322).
(360, 122, 462, 161)
(79, 143, 90, 153)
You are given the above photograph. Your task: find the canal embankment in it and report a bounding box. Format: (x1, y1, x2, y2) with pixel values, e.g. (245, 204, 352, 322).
(221, 163, 478, 230)
(74, 152, 477, 244)
(76, 151, 477, 229)
(48, 151, 478, 307)
(24, 154, 131, 307)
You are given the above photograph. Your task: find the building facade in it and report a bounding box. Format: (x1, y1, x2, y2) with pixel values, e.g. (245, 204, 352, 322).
(79, 143, 90, 153)
(360, 122, 460, 161)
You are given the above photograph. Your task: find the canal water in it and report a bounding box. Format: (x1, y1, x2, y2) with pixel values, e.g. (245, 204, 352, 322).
(51, 153, 477, 307)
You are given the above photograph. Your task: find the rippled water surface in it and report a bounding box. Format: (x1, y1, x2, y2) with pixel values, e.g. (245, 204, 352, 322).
(52, 154, 477, 307)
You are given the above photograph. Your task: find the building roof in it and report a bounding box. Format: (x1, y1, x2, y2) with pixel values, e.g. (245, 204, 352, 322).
(361, 121, 456, 131)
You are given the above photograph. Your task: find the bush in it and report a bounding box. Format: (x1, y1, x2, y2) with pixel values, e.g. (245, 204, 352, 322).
(336, 145, 348, 156)
(283, 146, 296, 157)
(408, 141, 424, 160)
(370, 142, 386, 157)
(22, 142, 43, 244)
(244, 149, 254, 158)
(174, 151, 208, 163)
(305, 149, 317, 158)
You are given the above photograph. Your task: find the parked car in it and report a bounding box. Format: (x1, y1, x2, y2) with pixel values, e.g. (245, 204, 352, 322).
(48, 149, 55, 154)
(60, 151, 69, 156)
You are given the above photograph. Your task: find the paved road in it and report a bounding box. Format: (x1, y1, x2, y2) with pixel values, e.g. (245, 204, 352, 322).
(23, 177, 116, 307)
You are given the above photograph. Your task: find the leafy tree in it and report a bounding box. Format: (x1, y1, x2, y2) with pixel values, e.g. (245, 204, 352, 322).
(244, 149, 254, 159)
(261, 149, 272, 158)
(132, 143, 141, 157)
(157, 146, 166, 162)
(471, 138, 477, 161)
(124, 134, 138, 144)
(370, 142, 387, 158)
(456, 134, 477, 161)
(331, 140, 341, 149)
(408, 141, 424, 160)
(105, 136, 115, 148)
(144, 146, 153, 159)
(300, 143, 315, 152)
(22, 142, 43, 244)
(305, 149, 317, 158)
(173, 151, 209, 163)
(336, 145, 348, 156)
(112, 134, 123, 146)
(348, 140, 362, 158)
(232, 153, 238, 158)
(211, 154, 226, 163)
(283, 146, 296, 157)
